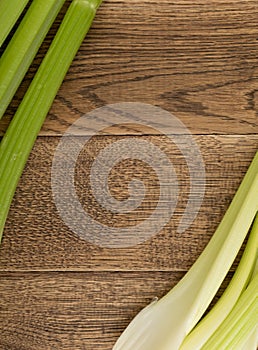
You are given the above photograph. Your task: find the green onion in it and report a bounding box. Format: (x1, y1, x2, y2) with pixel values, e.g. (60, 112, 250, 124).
(113, 152, 258, 350)
(202, 270, 258, 349)
(0, 0, 67, 120)
(0, 0, 29, 47)
(0, 0, 102, 242)
(180, 213, 258, 349)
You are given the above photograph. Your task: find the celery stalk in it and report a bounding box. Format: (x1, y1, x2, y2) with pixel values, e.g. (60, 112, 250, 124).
(241, 327, 258, 350)
(113, 152, 258, 350)
(0, 0, 66, 119)
(202, 271, 258, 349)
(0, 0, 102, 242)
(0, 0, 29, 47)
(180, 213, 258, 349)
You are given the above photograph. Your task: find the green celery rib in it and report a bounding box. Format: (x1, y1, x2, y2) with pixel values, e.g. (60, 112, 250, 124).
(0, 0, 30, 47)
(180, 213, 258, 350)
(202, 271, 258, 350)
(241, 327, 258, 350)
(0, 0, 102, 241)
(113, 153, 258, 350)
(0, 0, 67, 119)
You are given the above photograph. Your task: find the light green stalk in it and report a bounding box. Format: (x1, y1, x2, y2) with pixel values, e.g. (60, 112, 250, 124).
(202, 271, 258, 349)
(113, 152, 258, 350)
(0, 0, 29, 47)
(180, 213, 258, 349)
(0, 0, 66, 119)
(0, 0, 102, 241)
(241, 327, 258, 350)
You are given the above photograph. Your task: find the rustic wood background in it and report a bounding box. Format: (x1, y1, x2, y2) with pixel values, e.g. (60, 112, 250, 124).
(0, 0, 258, 349)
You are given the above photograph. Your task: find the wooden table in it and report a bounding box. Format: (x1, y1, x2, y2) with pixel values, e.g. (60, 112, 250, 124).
(0, 1, 257, 349)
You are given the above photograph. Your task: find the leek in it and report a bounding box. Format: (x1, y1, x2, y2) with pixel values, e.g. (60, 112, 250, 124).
(0, 0, 102, 242)
(0, 0, 29, 47)
(0, 0, 67, 119)
(113, 152, 258, 350)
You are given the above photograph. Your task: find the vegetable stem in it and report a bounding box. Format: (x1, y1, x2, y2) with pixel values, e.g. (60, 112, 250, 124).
(202, 271, 258, 349)
(0, 0, 102, 242)
(0, 0, 66, 119)
(180, 213, 258, 349)
(113, 152, 258, 350)
(0, 0, 29, 47)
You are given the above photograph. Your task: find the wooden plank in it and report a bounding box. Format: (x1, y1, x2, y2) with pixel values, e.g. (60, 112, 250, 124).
(0, 271, 183, 350)
(0, 135, 257, 271)
(0, 271, 231, 350)
(0, 1, 257, 348)
(0, 0, 257, 135)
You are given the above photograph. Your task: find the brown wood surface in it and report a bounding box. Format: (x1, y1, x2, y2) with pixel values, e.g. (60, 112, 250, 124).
(0, 0, 258, 349)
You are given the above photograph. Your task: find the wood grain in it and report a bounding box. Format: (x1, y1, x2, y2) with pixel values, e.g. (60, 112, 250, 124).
(0, 135, 257, 271)
(0, 271, 233, 350)
(0, 0, 257, 135)
(0, 272, 184, 350)
(0, 1, 257, 349)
